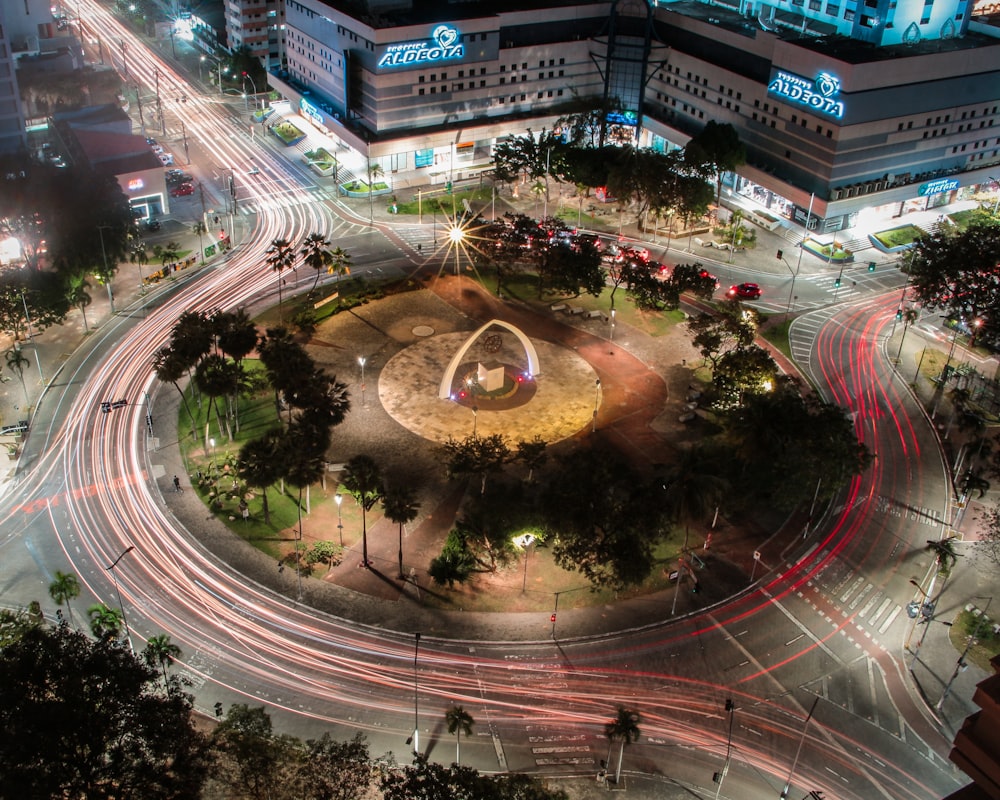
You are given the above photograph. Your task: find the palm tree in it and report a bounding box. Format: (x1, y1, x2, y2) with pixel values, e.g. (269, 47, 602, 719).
(328, 246, 352, 284)
(66, 272, 92, 331)
(192, 220, 207, 263)
(301, 232, 332, 293)
(5, 347, 31, 407)
(155, 240, 182, 267)
(604, 707, 641, 785)
(238, 431, 283, 525)
(48, 570, 81, 626)
(445, 705, 474, 765)
(367, 161, 384, 224)
(266, 238, 296, 321)
(921, 535, 961, 601)
(382, 484, 420, 579)
(87, 603, 123, 641)
(143, 633, 182, 688)
(341, 454, 384, 569)
(660, 447, 727, 551)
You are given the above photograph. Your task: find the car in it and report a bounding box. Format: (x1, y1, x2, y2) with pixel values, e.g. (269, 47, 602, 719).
(170, 182, 194, 197)
(150, 144, 165, 155)
(143, 218, 161, 231)
(728, 282, 762, 300)
(146, 137, 157, 145)
(247, 166, 260, 175)
(166, 169, 193, 184)
(158, 153, 175, 166)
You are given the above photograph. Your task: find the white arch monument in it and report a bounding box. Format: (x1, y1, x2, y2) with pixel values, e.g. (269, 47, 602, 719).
(437, 319, 540, 399)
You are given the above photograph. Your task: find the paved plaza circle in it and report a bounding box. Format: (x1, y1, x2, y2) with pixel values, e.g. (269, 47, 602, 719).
(377, 331, 600, 444)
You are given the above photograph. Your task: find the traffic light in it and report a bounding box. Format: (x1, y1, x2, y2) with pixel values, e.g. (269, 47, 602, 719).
(868, 261, 876, 272)
(550, 613, 557, 623)
(241, 70, 248, 77)
(776, 249, 783, 260)
(896, 308, 904, 321)
(834, 277, 841, 287)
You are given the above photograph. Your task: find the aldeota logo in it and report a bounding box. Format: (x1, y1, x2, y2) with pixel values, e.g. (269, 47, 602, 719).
(378, 25, 465, 69)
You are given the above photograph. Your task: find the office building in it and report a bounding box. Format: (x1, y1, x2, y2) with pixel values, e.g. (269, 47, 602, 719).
(263, 0, 1000, 233)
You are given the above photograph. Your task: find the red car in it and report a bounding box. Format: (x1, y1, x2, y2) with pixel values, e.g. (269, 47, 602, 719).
(170, 182, 194, 197)
(728, 282, 762, 300)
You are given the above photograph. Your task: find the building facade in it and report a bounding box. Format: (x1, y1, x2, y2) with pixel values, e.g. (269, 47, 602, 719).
(266, 0, 1000, 232)
(226, 0, 285, 70)
(0, 2, 28, 155)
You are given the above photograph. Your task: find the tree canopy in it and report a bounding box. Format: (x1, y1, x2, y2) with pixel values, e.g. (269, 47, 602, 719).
(905, 212, 1000, 346)
(0, 621, 210, 798)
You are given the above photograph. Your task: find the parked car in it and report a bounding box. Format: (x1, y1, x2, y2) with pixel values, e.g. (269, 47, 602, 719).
(158, 153, 175, 166)
(170, 182, 194, 197)
(165, 169, 193, 184)
(143, 218, 161, 231)
(728, 282, 762, 300)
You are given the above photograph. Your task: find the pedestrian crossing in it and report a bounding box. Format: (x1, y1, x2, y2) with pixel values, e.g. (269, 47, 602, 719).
(526, 726, 597, 767)
(805, 550, 905, 638)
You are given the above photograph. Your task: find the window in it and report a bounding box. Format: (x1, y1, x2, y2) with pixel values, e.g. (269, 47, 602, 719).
(418, 88, 424, 95)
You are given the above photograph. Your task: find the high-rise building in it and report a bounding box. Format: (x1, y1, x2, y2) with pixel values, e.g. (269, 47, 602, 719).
(263, 0, 1000, 232)
(226, 0, 285, 70)
(0, 2, 28, 155)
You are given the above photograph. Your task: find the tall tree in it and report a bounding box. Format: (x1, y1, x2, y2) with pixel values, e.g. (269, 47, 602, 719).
(683, 121, 747, 207)
(442, 433, 512, 495)
(341, 455, 384, 569)
(445, 705, 475, 765)
(906, 214, 1000, 345)
(659, 447, 727, 551)
(382, 483, 420, 579)
(266, 238, 296, 322)
(65, 271, 92, 331)
(0, 621, 210, 798)
(604, 707, 641, 785)
(48, 570, 81, 626)
(5, 347, 30, 407)
(86, 603, 123, 642)
(153, 345, 198, 440)
(143, 633, 181, 689)
(301, 231, 332, 293)
(238, 430, 284, 525)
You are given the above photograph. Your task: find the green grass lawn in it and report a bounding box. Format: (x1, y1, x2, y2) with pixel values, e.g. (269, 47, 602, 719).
(949, 608, 1000, 671)
(272, 122, 305, 144)
(872, 225, 923, 249)
(802, 238, 852, 262)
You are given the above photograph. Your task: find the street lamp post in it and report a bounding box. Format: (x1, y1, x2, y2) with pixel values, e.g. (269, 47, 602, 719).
(779, 696, 819, 799)
(19, 290, 44, 382)
(106, 545, 136, 653)
(242, 72, 259, 114)
(404, 633, 421, 757)
(937, 596, 992, 710)
(358, 356, 367, 408)
(96, 225, 115, 313)
(713, 699, 736, 799)
(335, 492, 344, 546)
(931, 325, 961, 418)
(592, 378, 601, 433)
(515, 533, 535, 593)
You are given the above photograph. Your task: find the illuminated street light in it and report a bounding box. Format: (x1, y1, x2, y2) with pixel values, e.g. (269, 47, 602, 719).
(592, 378, 601, 433)
(358, 356, 367, 407)
(404, 632, 421, 757)
(335, 492, 343, 546)
(106, 545, 136, 653)
(514, 533, 535, 593)
(937, 596, 992, 710)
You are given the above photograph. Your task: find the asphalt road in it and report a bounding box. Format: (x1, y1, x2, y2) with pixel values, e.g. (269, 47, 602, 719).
(0, 4, 983, 799)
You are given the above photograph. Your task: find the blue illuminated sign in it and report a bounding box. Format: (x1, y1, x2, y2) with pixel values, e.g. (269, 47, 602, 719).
(918, 178, 959, 196)
(378, 25, 464, 69)
(415, 149, 434, 168)
(300, 98, 323, 126)
(767, 70, 844, 119)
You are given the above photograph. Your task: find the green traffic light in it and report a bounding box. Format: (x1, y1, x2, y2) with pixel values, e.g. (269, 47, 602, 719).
(868, 261, 876, 272)
(834, 278, 841, 287)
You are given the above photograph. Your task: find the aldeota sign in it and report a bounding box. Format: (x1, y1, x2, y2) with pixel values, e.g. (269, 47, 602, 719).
(768, 70, 845, 119)
(918, 178, 959, 197)
(378, 25, 464, 69)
